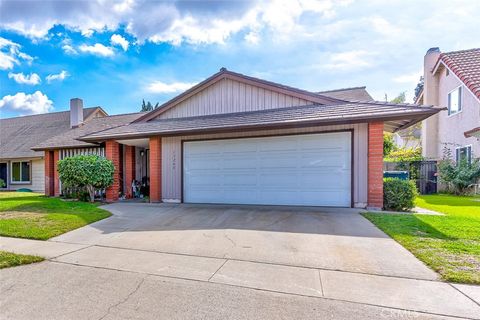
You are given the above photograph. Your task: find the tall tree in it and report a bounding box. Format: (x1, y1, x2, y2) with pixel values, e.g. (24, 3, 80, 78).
(140, 99, 159, 112)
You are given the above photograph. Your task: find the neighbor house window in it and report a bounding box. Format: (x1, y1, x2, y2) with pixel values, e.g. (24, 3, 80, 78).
(448, 86, 462, 115)
(11, 161, 31, 183)
(456, 146, 472, 164)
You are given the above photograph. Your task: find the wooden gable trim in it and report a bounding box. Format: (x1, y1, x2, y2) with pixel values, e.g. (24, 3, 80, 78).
(85, 107, 108, 122)
(133, 69, 345, 123)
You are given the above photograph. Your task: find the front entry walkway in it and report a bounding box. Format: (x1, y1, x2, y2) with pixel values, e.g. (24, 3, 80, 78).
(2, 203, 480, 319)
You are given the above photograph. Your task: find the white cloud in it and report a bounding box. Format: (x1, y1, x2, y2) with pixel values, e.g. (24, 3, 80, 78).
(393, 71, 423, 84)
(0, 0, 351, 46)
(110, 34, 129, 51)
(146, 80, 197, 93)
(324, 50, 375, 71)
(244, 31, 260, 44)
(0, 91, 53, 115)
(8, 72, 41, 85)
(62, 44, 77, 55)
(0, 37, 33, 70)
(78, 43, 115, 57)
(46, 70, 69, 83)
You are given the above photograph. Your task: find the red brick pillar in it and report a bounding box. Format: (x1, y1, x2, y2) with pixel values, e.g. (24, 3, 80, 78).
(105, 140, 120, 202)
(149, 136, 162, 203)
(53, 150, 60, 196)
(44, 150, 55, 196)
(368, 122, 384, 209)
(125, 146, 136, 198)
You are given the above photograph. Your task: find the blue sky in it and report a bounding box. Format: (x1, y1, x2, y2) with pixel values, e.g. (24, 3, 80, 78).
(0, 0, 479, 118)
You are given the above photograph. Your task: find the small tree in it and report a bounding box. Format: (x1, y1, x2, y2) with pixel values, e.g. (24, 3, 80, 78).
(0, 178, 5, 188)
(57, 155, 115, 202)
(383, 133, 396, 157)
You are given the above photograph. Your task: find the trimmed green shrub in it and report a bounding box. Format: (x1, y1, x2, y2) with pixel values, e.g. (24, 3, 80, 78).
(57, 155, 114, 202)
(0, 178, 4, 188)
(383, 178, 418, 211)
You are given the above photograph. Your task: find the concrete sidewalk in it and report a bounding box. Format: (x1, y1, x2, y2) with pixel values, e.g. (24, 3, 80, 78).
(2, 237, 479, 319)
(0, 236, 89, 258)
(0, 262, 463, 320)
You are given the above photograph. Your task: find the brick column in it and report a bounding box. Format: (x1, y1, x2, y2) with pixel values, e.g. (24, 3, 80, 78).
(44, 150, 55, 196)
(105, 140, 120, 202)
(149, 136, 162, 202)
(124, 146, 136, 198)
(53, 150, 60, 196)
(368, 122, 384, 209)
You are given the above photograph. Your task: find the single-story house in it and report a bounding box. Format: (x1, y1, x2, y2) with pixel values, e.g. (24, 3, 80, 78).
(0, 103, 107, 192)
(32, 69, 441, 208)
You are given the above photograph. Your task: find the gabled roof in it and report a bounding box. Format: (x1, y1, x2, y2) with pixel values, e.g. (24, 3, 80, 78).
(317, 86, 373, 101)
(133, 68, 346, 123)
(0, 107, 105, 159)
(31, 112, 145, 150)
(434, 48, 480, 101)
(80, 101, 442, 141)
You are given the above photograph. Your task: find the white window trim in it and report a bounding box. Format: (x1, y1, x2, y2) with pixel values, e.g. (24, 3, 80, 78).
(455, 145, 472, 164)
(10, 160, 32, 184)
(447, 85, 463, 117)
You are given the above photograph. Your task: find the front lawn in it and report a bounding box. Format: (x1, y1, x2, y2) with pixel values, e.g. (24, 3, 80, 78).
(0, 192, 111, 240)
(0, 251, 44, 269)
(364, 194, 480, 284)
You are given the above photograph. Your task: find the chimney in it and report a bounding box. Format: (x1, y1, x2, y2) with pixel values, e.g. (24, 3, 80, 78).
(70, 98, 84, 128)
(423, 47, 441, 105)
(421, 47, 441, 159)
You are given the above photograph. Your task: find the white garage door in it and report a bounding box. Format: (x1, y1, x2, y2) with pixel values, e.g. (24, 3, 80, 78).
(183, 132, 352, 207)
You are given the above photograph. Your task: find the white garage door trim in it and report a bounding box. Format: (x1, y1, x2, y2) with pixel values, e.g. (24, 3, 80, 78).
(182, 131, 352, 207)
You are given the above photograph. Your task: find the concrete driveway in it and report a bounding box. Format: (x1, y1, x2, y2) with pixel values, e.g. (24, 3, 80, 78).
(52, 203, 436, 280)
(3, 203, 480, 319)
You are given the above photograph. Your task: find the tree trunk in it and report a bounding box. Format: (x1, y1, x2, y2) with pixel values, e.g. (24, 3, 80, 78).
(86, 185, 95, 202)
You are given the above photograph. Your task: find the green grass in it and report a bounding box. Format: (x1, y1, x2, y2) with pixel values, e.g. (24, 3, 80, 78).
(0, 192, 111, 240)
(364, 194, 480, 284)
(0, 251, 44, 269)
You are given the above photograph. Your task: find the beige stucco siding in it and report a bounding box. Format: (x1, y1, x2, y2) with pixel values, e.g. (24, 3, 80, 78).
(161, 123, 368, 207)
(437, 68, 480, 159)
(423, 66, 480, 159)
(157, 78, 311, 119)
(5, 158, 45, 193)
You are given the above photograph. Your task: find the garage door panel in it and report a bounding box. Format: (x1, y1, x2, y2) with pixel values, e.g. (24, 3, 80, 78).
(222, 157, 258, 169)
(184, 132, 352, 207)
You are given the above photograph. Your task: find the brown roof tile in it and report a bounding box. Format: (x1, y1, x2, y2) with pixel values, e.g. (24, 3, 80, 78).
(0, 107, 103, 158)
(439, 48, 480, 100)
(317, 86, 373, 101)
(80, 101, 441, 141)
(31, 112, 145, 150)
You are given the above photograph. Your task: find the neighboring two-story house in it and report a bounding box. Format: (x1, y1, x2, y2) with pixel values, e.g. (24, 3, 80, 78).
(418, 47, 480, 163)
